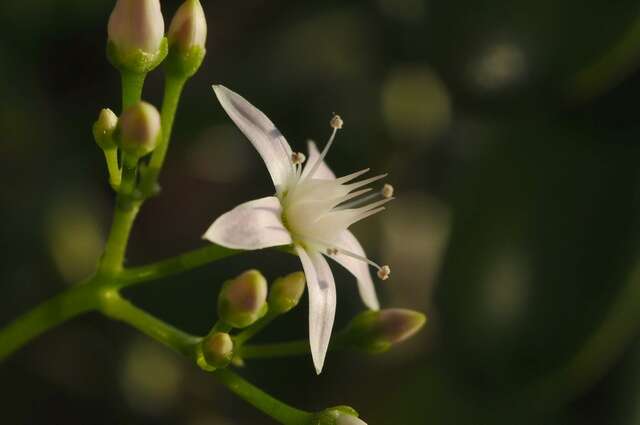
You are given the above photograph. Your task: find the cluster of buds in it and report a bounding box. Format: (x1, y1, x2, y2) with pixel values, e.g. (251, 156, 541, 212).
(107, 0, 206, 75)
(94, 0, 208, 192)
(197, 270, 307, 370)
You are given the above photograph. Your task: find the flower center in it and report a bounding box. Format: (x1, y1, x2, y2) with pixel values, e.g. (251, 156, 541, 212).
(280, 115, 393, 280)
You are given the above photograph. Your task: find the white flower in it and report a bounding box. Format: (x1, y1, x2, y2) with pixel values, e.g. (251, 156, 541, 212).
(204, 85, 393, 374)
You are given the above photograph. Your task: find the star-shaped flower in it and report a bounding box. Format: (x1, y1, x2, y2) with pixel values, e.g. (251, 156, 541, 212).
(205, 85, 393, 373)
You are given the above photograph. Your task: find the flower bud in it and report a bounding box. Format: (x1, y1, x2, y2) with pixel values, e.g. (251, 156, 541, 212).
(201, 332, 234, 368)
(93, 108, 118, 150)
(107, 0, 168, 73)
(218, 270, 268, 328)
(268, 271, 306, 314)
(115, 101, 161, 158)
(165, 0, 207, 77)
(344, 308, 426, 353)
(336, 413, 367, 425)
(312, 407, 364, 425)
(168, 0, 207, 52)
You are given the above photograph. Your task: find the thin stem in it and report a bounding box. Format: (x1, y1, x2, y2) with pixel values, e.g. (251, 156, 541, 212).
(100, 291, 200, 358)
(140, 75, 186, 197)
(240, 333, 348, 359)
(103, 148, 121, 189)
(118, 244, 238, 288)
(523, 261, 640, 407)
(240, 340, 310, 359)
(235, 311, 279, 345)
(99, 175, 141, 275)
(0, 279, 100, 361)
(121, 70, 146, 110)
(213, 368, 312, 425)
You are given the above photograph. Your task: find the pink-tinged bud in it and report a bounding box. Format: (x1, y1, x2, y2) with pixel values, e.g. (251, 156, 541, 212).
(165, 0, 207, 77)
(108, 0, 165, 55)
(268, 271, 306, 314)
(168, 0, 207, 52)
(345, 308, 426, 353)
(201, 332, 234, 368)
(116, 101, 161, 158)
(218, 270, 268, 328)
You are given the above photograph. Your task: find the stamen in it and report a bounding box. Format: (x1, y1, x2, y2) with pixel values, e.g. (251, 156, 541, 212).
(330, 114, 344, 129)
(326, 247, 339, 256)
(339, 185, 395, 209)
(291, 152, 306, 165)
(377, 265, 391, 280)
(382, 184, 394, 198)
(333, 246, 391, 281)
(304, 114, 344, 180)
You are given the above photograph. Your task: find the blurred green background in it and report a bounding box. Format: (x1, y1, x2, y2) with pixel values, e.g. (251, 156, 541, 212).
(3, 0, 640, 424)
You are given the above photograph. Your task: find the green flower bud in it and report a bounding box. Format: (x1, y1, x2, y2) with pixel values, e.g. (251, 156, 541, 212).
(268, 271, 306, 314)
(218, 270, 268, 328)
(115, 101, 161, 158)
(92, 108, 118, 150)
(345, 308, 426, 354)
(201, 332, 233, 368)
(107, 0, 168, 73)
(311, 407, 365, 425)
(165, 0, 207, 78)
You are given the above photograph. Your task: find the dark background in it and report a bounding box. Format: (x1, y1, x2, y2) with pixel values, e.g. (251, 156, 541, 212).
(2, 0, 640, 424)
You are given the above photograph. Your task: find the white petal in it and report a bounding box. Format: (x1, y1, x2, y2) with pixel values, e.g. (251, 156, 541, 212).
(213, 85, 294, 191)
(203, 196, 292, 250)
(302, 140, 336, 180)
(329, 230, 380, 310)
(295, 245, 336, 374)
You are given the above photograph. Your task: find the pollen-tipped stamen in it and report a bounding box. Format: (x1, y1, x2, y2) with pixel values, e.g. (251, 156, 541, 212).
(304, 114, 343, 180)
(333, 245, 391, 281)
(340, 185, 395, 209)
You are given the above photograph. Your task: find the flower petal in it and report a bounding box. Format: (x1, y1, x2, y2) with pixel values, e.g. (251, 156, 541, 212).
(213, 85, 294, 191)
(295, 245, 337, 374)
(302, 140, 336, 180)
(203, 196, 292, 250)
(329, 230, 380, 310)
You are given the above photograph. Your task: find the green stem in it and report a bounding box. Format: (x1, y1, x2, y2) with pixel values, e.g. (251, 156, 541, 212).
(121, 70, 146, 110)
(99, 123, 144, 276)
(240, 333, 349, 359)
(0, 279, 101, 361)
(523, 261, 640, 407)
(240, 340, 311, 359)
(140, 75, 186, 197)
(103, 148, 121, 189)
(235, 311, 279, 345)
(100, 291, 200, 358)
(213, 368, 312, 425)
(570, 9, 640, 101)
(118, 244, 238, 288)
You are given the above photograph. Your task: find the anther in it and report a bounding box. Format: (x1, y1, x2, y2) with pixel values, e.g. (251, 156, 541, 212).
(377, 265, 391, 280)
(291, 151, 306, 165)
(330, 114, 344, 130)
(326, 247, 339, 256)
(382, 184, 394, 199)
